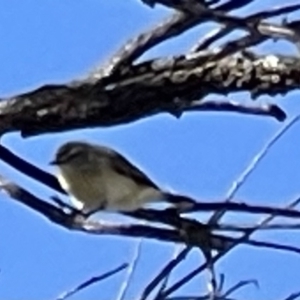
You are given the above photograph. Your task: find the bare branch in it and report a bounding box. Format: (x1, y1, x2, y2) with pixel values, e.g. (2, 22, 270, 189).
(1, 52, 297, 137)
(3, 2, 300, 298)
(185, 100, 286, 121)
(55, 263, 128, 300)
(3, 170, 299, 269)
(140, 0, 209, 12)
(5, 139, 300, 224)
(0, 174, 232, 250)
(0, 144, 64, 194)
(99, 0, 257, 76)
(140, 247, 191, 300)
(116, 239, 143, 300)
(223, 279, 258, 298)
(191, 2, 300, 52)
(159, 196, 300, 298)
(154, 245, 185, 298)
(215, 0, 254, 12)
(283, 291, 300, 300)
(217, 222, 300, 231)
(98, 12, 199, 76)
(209, 114, 300, 224)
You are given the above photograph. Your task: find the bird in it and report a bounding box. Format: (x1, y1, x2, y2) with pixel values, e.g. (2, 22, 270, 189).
(50, 141, 197, 215)
(50, 141, 235, 254)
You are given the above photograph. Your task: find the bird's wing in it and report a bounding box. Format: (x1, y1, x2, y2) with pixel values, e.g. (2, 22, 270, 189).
(101, 146, 159, 190)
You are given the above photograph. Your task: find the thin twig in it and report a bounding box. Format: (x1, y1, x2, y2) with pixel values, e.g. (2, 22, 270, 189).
(55, 263, 128, 300)
(155, 245, 185, 299)
(140, 247, 191, 300)
(191, 2, 300, 52)
(159, 196, 300, 298)
(98, 12, 199, 76)
(223, 279, 258, 298)
(116, 239, 143, 300)
(284, 291, 300, 300)
(0, 144, 64, 194)
(185, 101, 286, 121)
(209, 114, 300, 224)
(217, 222, 300, 232)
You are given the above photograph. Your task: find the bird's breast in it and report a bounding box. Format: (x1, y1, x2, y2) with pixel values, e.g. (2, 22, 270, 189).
(57, 167, 106, 211)
(57, 166, 161, 212)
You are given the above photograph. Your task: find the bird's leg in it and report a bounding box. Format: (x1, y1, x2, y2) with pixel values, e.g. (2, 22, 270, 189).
(81, 200, 108, 218)
(51, 195, 83, 215)
(50, 195, 90, 225)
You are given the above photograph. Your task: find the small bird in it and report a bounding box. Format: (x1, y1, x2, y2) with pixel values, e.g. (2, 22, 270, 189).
(50, 141, 235, 254)
(50, 141, 197, 215)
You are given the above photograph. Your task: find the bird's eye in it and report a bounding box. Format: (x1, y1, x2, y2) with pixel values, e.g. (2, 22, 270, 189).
(66, 150, 82, 161)
(58, 148, 83, 163)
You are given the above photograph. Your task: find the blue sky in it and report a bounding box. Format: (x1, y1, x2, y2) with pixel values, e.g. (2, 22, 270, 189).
(1, 0, 300, 299)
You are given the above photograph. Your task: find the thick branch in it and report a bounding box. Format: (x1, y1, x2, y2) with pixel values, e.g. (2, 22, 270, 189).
(0, 174, 232, 251)
(103, 0, 300, 75)
(100, 0, 256, 75)
(1, 52, 294, 136)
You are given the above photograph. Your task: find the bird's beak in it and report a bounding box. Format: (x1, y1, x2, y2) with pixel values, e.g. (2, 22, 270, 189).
(49, 159, 59, 166)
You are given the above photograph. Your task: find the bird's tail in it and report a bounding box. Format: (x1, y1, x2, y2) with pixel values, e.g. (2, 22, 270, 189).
(162, 192, 197, 211)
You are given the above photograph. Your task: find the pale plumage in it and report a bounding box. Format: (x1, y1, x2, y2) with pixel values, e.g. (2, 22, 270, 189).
(50, 141, 178, 214)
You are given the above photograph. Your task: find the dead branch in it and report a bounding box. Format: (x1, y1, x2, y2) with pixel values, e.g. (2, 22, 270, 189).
(2, 1, 300, 298)
(1, 52, 297, 137)
(2, 0, 300, 137)
(158, 196, 300, 298)
(3, 143, 300, 222)
(55, 263, 128, 300)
